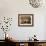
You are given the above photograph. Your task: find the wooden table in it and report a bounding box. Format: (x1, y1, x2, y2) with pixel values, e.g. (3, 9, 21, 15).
(13, 40, 46, 46)
(5, 39, 46, 46)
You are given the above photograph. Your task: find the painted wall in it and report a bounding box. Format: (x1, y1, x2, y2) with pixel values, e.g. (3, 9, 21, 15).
(0, 0, 46, 40)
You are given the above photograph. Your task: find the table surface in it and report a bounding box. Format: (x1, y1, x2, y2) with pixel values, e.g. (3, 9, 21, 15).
(9, 40, 46, 43)
(1, 39, 46, 43)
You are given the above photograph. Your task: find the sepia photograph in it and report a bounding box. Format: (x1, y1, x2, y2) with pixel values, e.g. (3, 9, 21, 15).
(18, 14, 34, 26)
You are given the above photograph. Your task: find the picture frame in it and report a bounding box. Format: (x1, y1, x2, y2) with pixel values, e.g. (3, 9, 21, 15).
(18, 14, 34, 27)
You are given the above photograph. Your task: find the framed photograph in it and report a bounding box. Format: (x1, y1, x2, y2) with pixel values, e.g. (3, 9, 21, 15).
(18, 14, 34, 27)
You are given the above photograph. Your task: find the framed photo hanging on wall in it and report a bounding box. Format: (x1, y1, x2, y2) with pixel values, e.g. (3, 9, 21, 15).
(18, 14, 34, 27)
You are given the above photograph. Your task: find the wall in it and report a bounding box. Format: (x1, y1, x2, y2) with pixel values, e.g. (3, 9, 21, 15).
(0, 0, 46, 40)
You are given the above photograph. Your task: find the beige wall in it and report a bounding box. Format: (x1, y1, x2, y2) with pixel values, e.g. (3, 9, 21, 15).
(0, 0, 46, 40)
